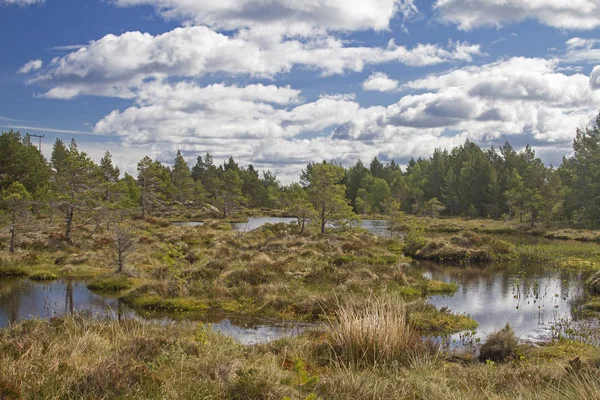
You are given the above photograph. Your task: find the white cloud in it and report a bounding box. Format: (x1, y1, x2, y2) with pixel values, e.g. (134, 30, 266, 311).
(89, 56, 600, 182)
(362, 72, 399, 92)
(564, 37, 600, 63)
(18, 59, 42, 74)
(1, 0, 43, 5)
(591, 66, 600, 89)
(31, 26, 481, 99)
(434, 0, 600, 31)
(114, 0, 409, 35)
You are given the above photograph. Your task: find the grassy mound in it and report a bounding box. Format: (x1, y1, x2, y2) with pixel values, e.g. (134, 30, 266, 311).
(409, 231, 514, 263)
(29, 271, 58, 281)
(87, 275, 134, 292)
(479, 323, 519, 362)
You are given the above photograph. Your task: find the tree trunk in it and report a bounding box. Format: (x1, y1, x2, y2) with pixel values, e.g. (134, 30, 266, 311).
(320, 201, 326, 234)
(9, 213, 15, 253)
(117, 251, 123, 273)
(65, 206, 74, 244)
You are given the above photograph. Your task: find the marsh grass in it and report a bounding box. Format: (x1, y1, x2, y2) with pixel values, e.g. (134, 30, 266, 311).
(325, 296, 434, 367)
(87, 274, 134, 291)
(1, 314, 600, 399)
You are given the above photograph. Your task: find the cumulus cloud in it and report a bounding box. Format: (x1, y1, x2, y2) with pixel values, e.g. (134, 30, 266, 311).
(31, 26, 481, 99)
(18, 59, 42, 74)
(564, 37, 600, 64)
(89, 56, 600, 181)
(434, 0, 600, 31)
(114, 0, 409, 35)
(1, 0, 43, 5)
(362, 72, 399, 92)
(592, 66, 600, 89)
(385, 57, 600, 141)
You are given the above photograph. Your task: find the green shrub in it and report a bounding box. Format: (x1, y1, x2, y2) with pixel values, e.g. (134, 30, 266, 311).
(479, 323, 519, 362)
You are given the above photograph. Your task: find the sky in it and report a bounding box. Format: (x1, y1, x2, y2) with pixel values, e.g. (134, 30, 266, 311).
(1, 0, 600, 183)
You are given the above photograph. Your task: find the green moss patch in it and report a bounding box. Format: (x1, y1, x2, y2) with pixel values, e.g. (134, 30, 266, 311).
(88, 275, 134, 292)
(124, 295, 209, 312)
(29, 271, 58, 281)
(0, 265, 28, 278)
(409, 308, 478, 335)
(526, 339, 600, 362)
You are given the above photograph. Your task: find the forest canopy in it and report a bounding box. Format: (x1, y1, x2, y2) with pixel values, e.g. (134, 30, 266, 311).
(1, 114, 600, 229)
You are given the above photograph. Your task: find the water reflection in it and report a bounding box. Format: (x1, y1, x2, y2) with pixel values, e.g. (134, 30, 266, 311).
(0, 279, 121, 326)
(172, 221, 204, 227)
(416, 261, 590, 343)
(0, 278, 309, 345)
(231, 217, 391, 235)
(230, 217, 297, 232)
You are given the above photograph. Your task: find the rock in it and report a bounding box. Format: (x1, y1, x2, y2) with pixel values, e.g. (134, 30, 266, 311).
(206, 204, 220, 213)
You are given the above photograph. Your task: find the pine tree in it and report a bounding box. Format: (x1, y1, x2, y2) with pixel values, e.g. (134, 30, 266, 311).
(53, 140, 100, 243)
(1, 182, 32, 252)
(171, 150, 195, 203)
(308, 163, 355, 233)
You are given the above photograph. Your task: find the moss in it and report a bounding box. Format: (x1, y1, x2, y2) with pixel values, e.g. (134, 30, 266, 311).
(560, 257, 600, 271)
(0, 265, 28, 277)
(409, 309, 478, 335)
(423, 280, 458, 294)
(88, 275, 134, 292)
(220, 297, 260, 314)
(124, 295, 209, 312)
(584, 295, 600, 311)
(526, 339, 600, 362)
(58, 265, 110, 279)
(29, 271, 58, 281)
(394, 286, 422, 298)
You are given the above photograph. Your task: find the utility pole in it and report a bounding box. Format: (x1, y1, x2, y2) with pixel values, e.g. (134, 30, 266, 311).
(29, 134, 44, 152)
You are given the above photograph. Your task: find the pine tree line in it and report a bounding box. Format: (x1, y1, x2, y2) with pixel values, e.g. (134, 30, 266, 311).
(1, 114, 600, 242)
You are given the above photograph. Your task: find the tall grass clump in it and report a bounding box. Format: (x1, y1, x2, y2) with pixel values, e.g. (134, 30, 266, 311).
(478, 323, 519, 362)
(326, 296, 430, 367)
(554, 370, 600, 400)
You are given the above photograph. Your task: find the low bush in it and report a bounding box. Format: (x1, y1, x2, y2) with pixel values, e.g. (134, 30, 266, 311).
(478, 323, 519, 362)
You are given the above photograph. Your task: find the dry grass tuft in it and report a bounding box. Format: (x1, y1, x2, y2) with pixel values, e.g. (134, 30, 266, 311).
(326, 296, 432, 367)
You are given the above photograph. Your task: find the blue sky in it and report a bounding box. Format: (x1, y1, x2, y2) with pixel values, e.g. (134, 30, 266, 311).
(1, 0, 600, 181)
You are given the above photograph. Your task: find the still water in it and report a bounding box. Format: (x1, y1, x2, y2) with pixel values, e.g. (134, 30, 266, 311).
(0, 278, 307, 345)
(176, 217, 391, 236)
(2, 259, 595, 346)
(415, 261, 593, 343)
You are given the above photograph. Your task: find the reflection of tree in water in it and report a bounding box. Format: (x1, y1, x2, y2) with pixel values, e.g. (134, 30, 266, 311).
(0, 280, 35, 325)
(65, 281, 74, 315)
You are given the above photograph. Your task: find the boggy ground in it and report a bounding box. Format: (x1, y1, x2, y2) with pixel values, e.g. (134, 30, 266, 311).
(0, 215, 470, 333)
(1, 302, 600, 400)
(2, 215, 600, 398)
